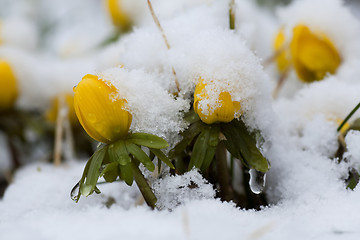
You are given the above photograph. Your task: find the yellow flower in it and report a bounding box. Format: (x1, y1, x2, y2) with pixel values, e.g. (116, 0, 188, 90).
(274, 24, 341, 83)
(0, 60, 18, 111)
(193, 78, 240, 125)
(73, 74, 132, 144)
(291, 25, 341, 82)
(106, 0, 132, 31)
(46, 93, 79, 127)
(274, 28, 291, 73)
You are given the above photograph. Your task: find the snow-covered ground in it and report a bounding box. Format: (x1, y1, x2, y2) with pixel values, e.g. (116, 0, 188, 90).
(1, 0, 360, 239)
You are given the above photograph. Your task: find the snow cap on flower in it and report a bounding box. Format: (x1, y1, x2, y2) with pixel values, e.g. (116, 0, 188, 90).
(99, 67, 189, 145)
(194, 77, 241, 124)
(74, 74, 132, 143)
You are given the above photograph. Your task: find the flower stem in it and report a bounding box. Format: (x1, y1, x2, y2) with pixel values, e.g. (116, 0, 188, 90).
(131, 160, 157, 209)
(337, 101, 360, 132)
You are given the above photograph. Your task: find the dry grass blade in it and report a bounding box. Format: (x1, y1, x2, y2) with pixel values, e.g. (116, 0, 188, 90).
(147, 0, 181, 93)
(272, 66, 291, 99)
(53, 95, 67, 166)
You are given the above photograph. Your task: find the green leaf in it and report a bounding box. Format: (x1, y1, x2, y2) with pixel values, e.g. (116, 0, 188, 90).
(126, 143, 155, 172)
(184, 110, 201, 124)
(72, 157, 92, 202)
(80, 146, 107, 196)
(150, 148, 175, 169)
(119, 163, 134, 186)
(128, 132, 169, 149)
(101, 162, 120, 183)
(169, 121, 205, 159)
(108, 140, 131, 165)
(222, 120, 270, 173)
(188, 131, 208, 170)
(201, 126, 220, 171)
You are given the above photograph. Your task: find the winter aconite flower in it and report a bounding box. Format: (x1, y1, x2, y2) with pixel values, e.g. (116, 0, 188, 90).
(193, 78, 240, 124)
(106, 0, 132, 31)
(73, 74, 132, 144)
(0, 60, 18, 111)
(274, 24, 341, 82)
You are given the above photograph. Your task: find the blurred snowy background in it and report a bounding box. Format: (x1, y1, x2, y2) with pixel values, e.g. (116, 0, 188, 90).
(1, 0, 360, 239)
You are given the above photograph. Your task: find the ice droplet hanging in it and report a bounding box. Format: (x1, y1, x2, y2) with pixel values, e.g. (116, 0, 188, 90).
(249, 169, 266, 194)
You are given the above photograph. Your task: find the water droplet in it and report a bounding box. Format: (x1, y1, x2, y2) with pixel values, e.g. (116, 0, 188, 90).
(70, 182, 80, 202)
(81, 185, 92, 196)
(94, 123, 104, 133)
(87, 113, 97, 123)
(249, 169, 266, 194)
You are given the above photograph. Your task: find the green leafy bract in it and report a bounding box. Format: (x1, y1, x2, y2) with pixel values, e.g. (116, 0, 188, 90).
(126, 142, 155, 172)
(119, 163, 134, 186)
(80, 146, 107, 197)
(128, 132, 169, 149)
(101, 162, 119, 183)
(222, 120, 270, 173)
(150, 148, 175, 169)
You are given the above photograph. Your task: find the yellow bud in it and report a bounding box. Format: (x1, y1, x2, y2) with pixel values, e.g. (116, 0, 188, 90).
(290, 25, 341, 82)
(193, 78, 240, 125)
(274, 28, 291, 73)
(73, 74, 132, 143)
(46, 93, 79, 127)
(106, 0, 132, 31)
(0, 60, 18, 111)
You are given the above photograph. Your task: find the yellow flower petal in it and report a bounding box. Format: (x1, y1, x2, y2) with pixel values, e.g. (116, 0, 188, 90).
(74, 74, 132, 143)
(193, 78, 240, 125)
(274, 28, 292, 73)
(291, 25, 341, 82)
(106, 0, 132, 31)
(0, 60, 18, 111)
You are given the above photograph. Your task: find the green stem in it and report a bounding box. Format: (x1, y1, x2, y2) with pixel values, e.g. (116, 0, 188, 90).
(216, 141, 233, 201)
(229, 0, 235, 30)
(131, 161, 157, 209)
(337, 101, 360, 132)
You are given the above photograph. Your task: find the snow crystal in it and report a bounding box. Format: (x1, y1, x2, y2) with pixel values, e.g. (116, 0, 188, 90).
(99, 67, 189, 145)
(344, 130, 360, 170)
(152, 169, 216, 210)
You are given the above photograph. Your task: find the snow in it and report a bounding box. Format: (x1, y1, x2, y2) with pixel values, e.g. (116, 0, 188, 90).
(1, 0, 360, 239)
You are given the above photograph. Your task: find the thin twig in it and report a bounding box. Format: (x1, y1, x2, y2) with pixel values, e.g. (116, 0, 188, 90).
(147, 0, 181, 93)
(229, 0, 235, 30)
(53, 95, 67, 166)
(337, 101, 360, 132)
(63, 113, 75, 161)
(263, 42, 290, 68)
(272, 65, 291, 99)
